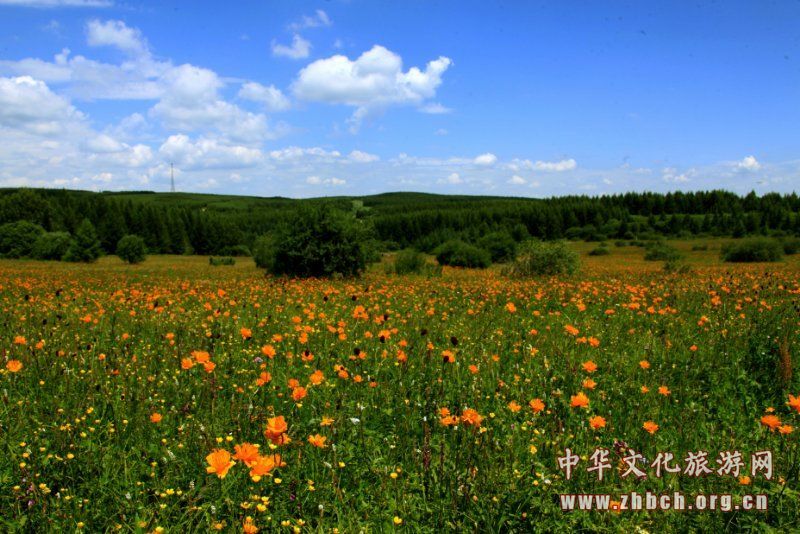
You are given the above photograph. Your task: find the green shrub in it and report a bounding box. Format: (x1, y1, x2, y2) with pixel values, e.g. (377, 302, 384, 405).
(31, 232, 72, 260)
(63, 219, 102, 263)
(434, 240, 491, 268)
(780, 238, 800, 255)
(209, 256, 236, 266)
(504, 240, 579, 277)
(721, 239, 784, 263)
(663, 259, 692, 274)
(0, 220, 44, 258)
(477, 231, 517, 262)
(267, 205, 373, 278)
(588, 245, 610, 256)
(252, 235, 274, 269)
(116, 234, 147, 264)
(391, 248, 427, 274)
(643, 242, 682, 261)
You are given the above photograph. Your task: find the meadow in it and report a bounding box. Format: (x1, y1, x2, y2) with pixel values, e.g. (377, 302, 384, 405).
(1, 240, 799, 532)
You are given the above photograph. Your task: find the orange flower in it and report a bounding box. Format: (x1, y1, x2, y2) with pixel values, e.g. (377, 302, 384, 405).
(181, 358, 195, 370)
(760, 415, 782, 430)
(642, 421, 659, 434)
(640, 385, 649, 394)
(570, 392, 589, 409)
(261, 345, 276, 358)
(582, 378, 597, 390)
(505, 302, 517, 313)
(468, 364, 479, 374)
(320, 416, 335, 426)
(778, 425, 794, 435)
(150, 413, 162, 423)
(564, 325, 579, 336)
(441, 350, 455, 363)
(309, 369, 325, 385)
(203, 361, 216, 373)
(240, 327, 252, 339)
(639, 360, 650, 370)
(308, 434, 328, 448)
(6, 360, 23, 373)
(658, 386, 671, 396)
(234, 443, 261, 466)
(13, 336, 26, 345)
(291, 386, 307, 402)
(243, 517, 259, 534)
(205, 449, 235, 478)
(249, 454, 283, 479)
(582, 361, 597, 373)
(264, 416, 290, 444)
(689, 345, 698, 352)
(507, 401, 522, 413)
(461, 408, 483, 427)
(787, 394, 800, 414)
(256, 371, 272, 386)
(739, 475, 751, 485)
(529, 398, 545, 413)
(192, 350, 211, 363)
(589, 415, 606, 430)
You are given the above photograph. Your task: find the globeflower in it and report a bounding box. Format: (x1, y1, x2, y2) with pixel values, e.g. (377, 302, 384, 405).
(589, 415, 606, 430)
(529, 398, 545, 413)
(308, 434, 328, 448)
(570, 392, 589, 409)
(205, 449, 235, 478)
(264, 416, 290, 444)
(760, 415, 782, 431)
(6, 360, 23, 373)
(642, 421, 659, 434)
(787, 394, 800, 414)
(461, 408, 483, 427)
(233, 443, 261, 466)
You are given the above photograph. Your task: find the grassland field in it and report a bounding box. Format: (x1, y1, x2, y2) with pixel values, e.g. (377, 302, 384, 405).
(0, 238, 799, 532)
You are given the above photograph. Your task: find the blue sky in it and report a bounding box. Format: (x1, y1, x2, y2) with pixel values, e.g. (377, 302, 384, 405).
(0, 0, 798, 197)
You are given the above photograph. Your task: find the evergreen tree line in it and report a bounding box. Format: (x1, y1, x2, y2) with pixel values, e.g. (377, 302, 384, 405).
(0, 188, 798, 259)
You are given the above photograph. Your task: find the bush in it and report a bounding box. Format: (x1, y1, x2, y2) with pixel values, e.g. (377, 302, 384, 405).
(780, 238, 800, 255)
(209, 256, 236, 266)
(63, 219, 102, 263)
(721, 239, 784, 263)
(434, 240, 491, 268)
(391, 248, 427, 274)
(588, 245, 610, 256)
(477, 231, 518, 262)
(0, 220, 44, 258)
(31, 232, 72, 260)
(267, 205, 373, 278)
(504, 240, 579, 277)
(116, 235, 147, 264)
(663, 260, 692, 274)
(643, 242, 682, 261)
(252, 235, 274, 269)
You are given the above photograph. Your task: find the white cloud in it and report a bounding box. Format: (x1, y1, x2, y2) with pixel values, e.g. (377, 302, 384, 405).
(86, 19, 147, 55)
(269, 146, 341, 161)
(238, 82, 290, 112)
(289, 10, 332, 31)
(661, 167, 692, 183)
(508, 175, 526, 185)
(293, 45, 452, 131)
(0, 0, 111, 6)
(306, 175, 345, 186)
(0, 75, 83, 135)
(736, 155, 760, 171)
(272, 34, 311, 59)
(158, 134, 263, 170)
(348, 149, 379, 163)
(474, 153, 497, 166)
(533, 158, 577, 172)
(440, 172, 462, 184)
(420, 102, 451, 114)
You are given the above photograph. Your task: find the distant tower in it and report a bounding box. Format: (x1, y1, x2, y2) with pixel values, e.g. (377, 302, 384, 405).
(170, 163, 176, 193)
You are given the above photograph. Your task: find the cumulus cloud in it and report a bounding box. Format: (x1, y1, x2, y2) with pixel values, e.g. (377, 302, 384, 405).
(661, 167, 692, 183)
(158, 134, 263, 170)
(348, 149, 379, 163)
(736, 155, 760, 171)
(86, 19, 148, 55)
(289, 10, 332, 31)
(439, 172, 462, 184)
(533, 158, 577, 172)
(293, 45, 452, 131)
(306, 176, 345, 186)
(0, 75, 83, 135)
(272, 34, 311, 59)
(474, 153, 497, 166)
(508, 175, 526, 185)
(238, 82, 290, 112)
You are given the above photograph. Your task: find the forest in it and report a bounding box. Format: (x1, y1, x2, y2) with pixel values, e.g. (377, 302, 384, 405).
(0, 187, 799, 257)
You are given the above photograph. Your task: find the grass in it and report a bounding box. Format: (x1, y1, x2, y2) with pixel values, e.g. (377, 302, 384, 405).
(0, 240, 798, 532)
